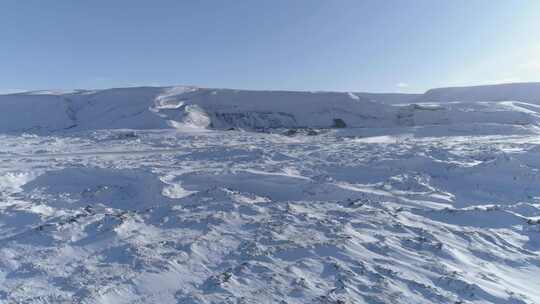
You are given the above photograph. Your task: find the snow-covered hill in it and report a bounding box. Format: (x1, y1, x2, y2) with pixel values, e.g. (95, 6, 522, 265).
(0, 87, 397, 133)
(353, 92, 421, 105)
(2, 83, 540, 303)
(2, 83, 540, 134)
(416, 82, 540, 104)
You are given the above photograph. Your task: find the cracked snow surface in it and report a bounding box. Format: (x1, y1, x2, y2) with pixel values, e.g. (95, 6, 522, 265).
(2, 125, 540, 304)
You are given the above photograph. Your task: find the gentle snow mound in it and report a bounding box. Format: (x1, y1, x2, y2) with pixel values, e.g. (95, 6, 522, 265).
(23, 167, 168, 209)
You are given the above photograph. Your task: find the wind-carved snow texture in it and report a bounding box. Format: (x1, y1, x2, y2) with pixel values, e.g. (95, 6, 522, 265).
(2, 83, 540, 303)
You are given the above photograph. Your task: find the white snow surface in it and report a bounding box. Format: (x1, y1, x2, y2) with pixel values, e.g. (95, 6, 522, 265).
(1, 83, 540, 303)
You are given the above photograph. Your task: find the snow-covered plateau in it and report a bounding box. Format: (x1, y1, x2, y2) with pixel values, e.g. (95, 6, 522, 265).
(2, 83, 540, 303)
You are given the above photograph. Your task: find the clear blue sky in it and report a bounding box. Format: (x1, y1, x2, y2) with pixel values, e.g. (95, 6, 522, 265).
(1, 0, 539, 93)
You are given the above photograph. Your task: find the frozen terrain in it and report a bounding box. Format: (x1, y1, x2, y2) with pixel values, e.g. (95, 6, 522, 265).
(1, 83, 540, 303)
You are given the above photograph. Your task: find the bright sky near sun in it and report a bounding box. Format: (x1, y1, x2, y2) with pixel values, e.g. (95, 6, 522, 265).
(1, 0, 539, 93)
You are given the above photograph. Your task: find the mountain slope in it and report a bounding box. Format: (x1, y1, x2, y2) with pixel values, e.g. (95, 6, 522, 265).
(2, 83, 540, 134)
(0, 87, 396, 133)
(416, 82, 540, 104)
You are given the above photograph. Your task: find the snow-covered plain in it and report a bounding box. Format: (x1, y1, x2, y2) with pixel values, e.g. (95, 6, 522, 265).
(2, 84, 540, 303)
